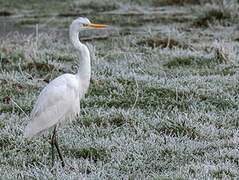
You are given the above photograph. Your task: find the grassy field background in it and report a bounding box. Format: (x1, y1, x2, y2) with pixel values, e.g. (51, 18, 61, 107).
(1, 0, 239, 179)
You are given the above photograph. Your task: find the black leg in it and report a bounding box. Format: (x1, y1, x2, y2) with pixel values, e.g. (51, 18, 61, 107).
(51, 125, 65, 168)
(55, 137, 65, 167)
(51, 126, 56, 167)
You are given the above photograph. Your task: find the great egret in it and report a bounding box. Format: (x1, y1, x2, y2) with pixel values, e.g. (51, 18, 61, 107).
(24, 17, 109, 167)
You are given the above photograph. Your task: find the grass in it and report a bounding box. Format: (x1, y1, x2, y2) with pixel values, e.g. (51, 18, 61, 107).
(1, 0, 239, 179)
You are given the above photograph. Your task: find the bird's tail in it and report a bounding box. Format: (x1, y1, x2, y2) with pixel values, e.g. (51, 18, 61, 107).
(24, 122, 35, 140)
(24, 112, 60, 140)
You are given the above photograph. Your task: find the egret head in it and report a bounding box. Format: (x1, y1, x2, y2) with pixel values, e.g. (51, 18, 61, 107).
(72, 17, 91, 27)
(70, 17, 109, 31)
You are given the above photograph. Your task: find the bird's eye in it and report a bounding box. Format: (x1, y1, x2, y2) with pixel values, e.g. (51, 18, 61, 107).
(82, 23, 88, 27)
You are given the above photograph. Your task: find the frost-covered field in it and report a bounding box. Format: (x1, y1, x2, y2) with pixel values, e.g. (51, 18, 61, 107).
(1, 0, 239, 179)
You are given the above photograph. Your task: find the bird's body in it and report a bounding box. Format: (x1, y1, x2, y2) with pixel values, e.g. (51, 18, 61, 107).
(24, 17, 109, 167)
(24, 73, 84, 138)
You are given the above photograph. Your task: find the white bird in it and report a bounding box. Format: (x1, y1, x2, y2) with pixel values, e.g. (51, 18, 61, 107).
(24, 17, 109, 167)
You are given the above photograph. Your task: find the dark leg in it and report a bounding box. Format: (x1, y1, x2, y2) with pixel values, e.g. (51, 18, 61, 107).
(51, 126, 56, 167)
(55, 136, 65, 167)
(51, 125, 65, 168)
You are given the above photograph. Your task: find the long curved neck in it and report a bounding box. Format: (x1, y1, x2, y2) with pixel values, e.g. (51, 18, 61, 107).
(69, 26, 91, 92)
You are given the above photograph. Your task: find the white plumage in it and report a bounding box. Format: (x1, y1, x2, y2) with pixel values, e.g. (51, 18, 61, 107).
(24, 17, 92, 139)
(23, 17, 109, 167)
(24, 74, 83, 138)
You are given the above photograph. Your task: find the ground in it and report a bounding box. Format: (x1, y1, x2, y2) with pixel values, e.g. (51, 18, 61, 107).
(0, 0, 239, 179)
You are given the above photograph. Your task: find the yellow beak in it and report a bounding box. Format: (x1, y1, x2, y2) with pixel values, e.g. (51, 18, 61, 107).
(88, 23, 109, 28)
